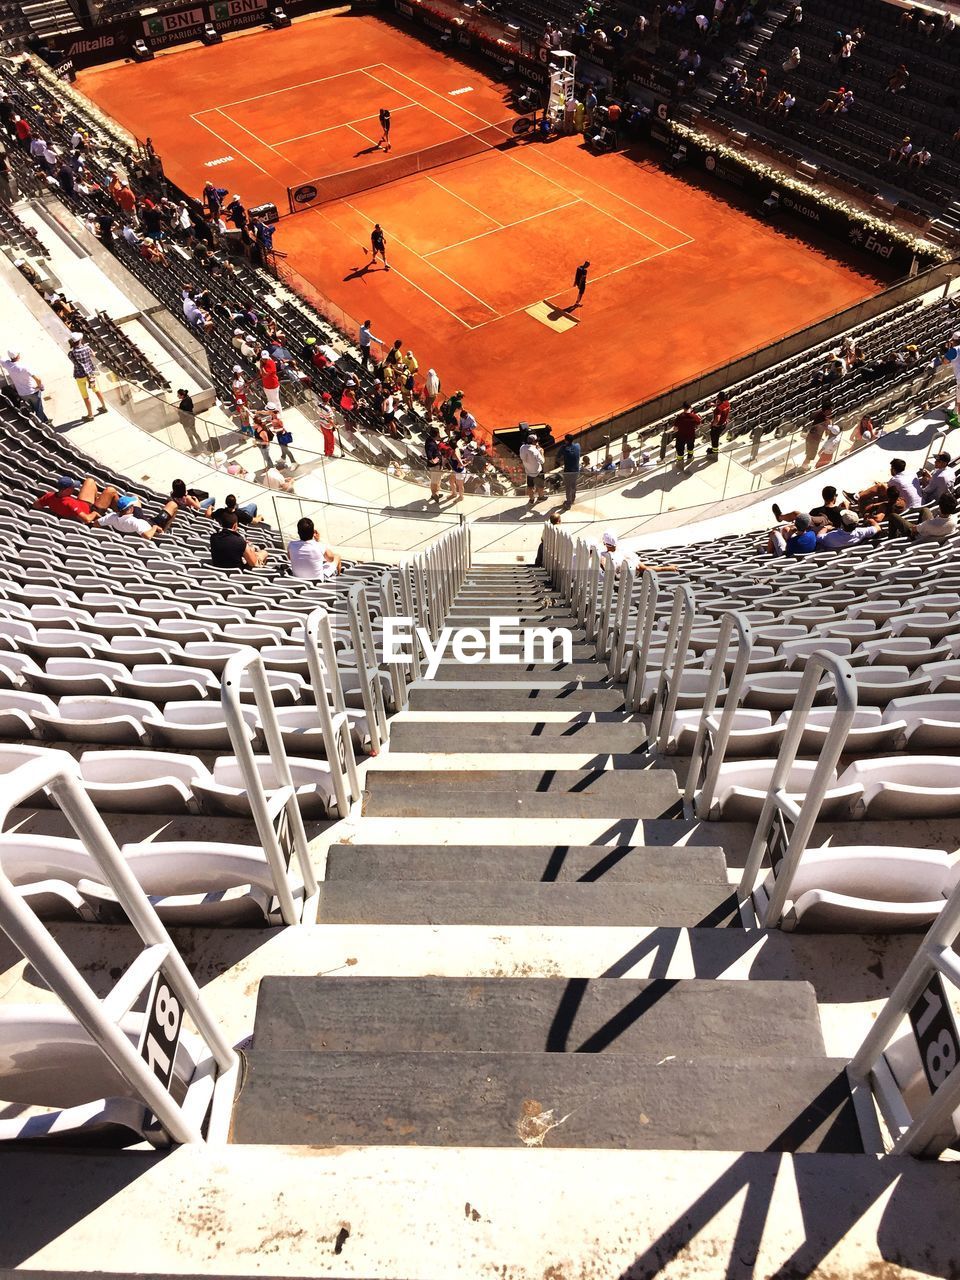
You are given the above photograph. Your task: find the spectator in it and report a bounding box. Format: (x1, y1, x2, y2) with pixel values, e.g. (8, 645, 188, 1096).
(816, 509, 881, 549)
(941, 334, 960, 411)
(259, 349, 282, 410)
(673, 400, 700, 466)
(1, 349, 47, 421)
(816, 419, 842, 467)
(447, 434, 466, 503)
(804, 400, 832, 467)
(707, 390, 730, 455)
(425, 425, 443, 504)
(768, 511, 817, 557)
(848, 457, 921, 521)
(213, 492, 262, 526)
(170, 477, 214, 515)
(888, 135, 913, 163)
(774, 485, 845, 530)
(910, 146, 932, 169)
(316, 391, 337, 457)
(558, 435, 581, 507)
(182, 289, 212, 332)
(32, 474, 118, 524)
(520, 432, 546, 506)
(287, 516, 342, 579)
(99, 493, 179, 540)
(889, 493, 959, 542)
(211, 510, 269, 568)
(782, 45, 800, 72)
(916, 452, 956, 504)
(886, 64, 910, 93)
(67, 333, 108, 421)
(423, 367, 441, 416)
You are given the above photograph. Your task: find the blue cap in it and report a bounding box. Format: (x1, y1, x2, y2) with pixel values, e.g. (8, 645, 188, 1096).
(116, 496, 135, 513)
(56, 476, 77, 491)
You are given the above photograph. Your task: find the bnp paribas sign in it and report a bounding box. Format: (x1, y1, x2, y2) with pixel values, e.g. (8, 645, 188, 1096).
(143, 0, 265, 35)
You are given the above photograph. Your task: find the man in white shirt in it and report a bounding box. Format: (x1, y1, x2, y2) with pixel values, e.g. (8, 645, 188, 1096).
(1, 349, 47, 421)
(850, 457, 920, 522)
(287, 516, 342, 579)
(917, 452, 956, 505)
(519, 432, 545, 506)
(890, 494, 958, 542)
(816, 509, 881, 549)
(98, 494, 179, 540)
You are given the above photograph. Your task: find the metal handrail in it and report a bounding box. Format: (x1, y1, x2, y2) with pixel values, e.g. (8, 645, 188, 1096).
(346, 582, 390, 754)
(684, 611, 754, 817)
(304, 606, 364, 797)
(0, 753, 237, 1145)
(624, 569, 660, 708)
(220, 649, 318, 926)
(849, 886, 960, 1157)
(737, 652, 859, 929)
(649, 583, 697, 747)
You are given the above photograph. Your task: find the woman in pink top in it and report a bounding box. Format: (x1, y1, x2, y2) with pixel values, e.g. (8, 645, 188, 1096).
(259, 350, 281, 410)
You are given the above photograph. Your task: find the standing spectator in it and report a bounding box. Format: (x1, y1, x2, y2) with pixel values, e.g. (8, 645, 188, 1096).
(1, 349, 47, 421)
(67, 334, 108, 421)
(423, 366, 441, 415)
(176, 386, 205, 452)
(115, 180, 138, 224)
(782, 45, 800, 72)
(252, 411, 275, 470)
(447, 433, 466, 503)
(673, 400, 700, 466)
(941, 334, 960, 411)
(13, 115, 31, 151)
(402, 348, 419, 406)
(804, 400, 832, 467)
(226, 194, 246, 229)
(203, 182, 227, 217)
(886, 63, 910, 93)
(707, 390, 730, 455)
(425, 425, 443, 504)
(559, 435, 581, 507)
(287, 517, 342, 579)
(259, 350, 282, 410)
(262, 407, 297, 468)
(816, 419, 842, 467)
(358, 319, 382, 369)
(316, 391, 337, 457)
(520, 432, 546, 506)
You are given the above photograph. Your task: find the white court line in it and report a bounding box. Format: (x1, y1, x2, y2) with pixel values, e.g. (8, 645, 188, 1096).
(424, 196, 580, 256)
(362, 67, 475, 142)
(425, 175, 503, 231)
(272, 103, 416, 148)
(508, 145, 695, 247)
(198, 64, 390, 111)
(219, 109, 314, 178)
(190, 112, 270, 176)
(378, 62, 505, 131)
(343, 200, 502, 319)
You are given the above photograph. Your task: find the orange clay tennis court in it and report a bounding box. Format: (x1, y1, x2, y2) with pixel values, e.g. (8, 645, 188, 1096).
(77, 11, 888, 436)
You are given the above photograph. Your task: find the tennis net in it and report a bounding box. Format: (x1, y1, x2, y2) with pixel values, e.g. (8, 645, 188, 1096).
(286, 118, 519, 214)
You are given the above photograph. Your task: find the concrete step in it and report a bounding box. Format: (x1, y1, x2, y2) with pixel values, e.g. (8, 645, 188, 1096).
(231, 1051, 861, 1151)
(425, 661, 610, 682)
(388, 721, 651, 754)
(324, 842, 729, 883)
(315, 880, 736, 926)
(369, 752, 658, 772)
(251, 976, 825, 1056)
(408, 686, 626, 711)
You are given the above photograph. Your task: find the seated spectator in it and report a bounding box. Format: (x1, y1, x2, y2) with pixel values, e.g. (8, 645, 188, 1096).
(889, 493, 958, 542)
(886, 64, 910, 93)
(213, 492, 262, 526)
(910, 146, 932, 169)
(774, 486, 846, 530)
(817, 509, 882, 549)
(916, 452, 956, 504)
(848, 457, 921, 521)
(767, 511, 817, 557)
(170, 477, 215, 515)
(888, 135, 913, 163)
(99, 494, 179, 540)
(210, 511, 269, 568)
(854, 413, 880, 443)
(33, 475, 118, 524)
(182, 289, 212, 332)
(816, 420, 842, 467)
(287, 517, 342, 579)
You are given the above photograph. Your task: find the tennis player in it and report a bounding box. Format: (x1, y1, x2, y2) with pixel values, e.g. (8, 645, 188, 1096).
(371, 223, 390, 271)
(378, 107, 391, 151)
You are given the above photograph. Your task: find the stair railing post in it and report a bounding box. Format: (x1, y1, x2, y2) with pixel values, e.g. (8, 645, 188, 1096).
(221, 649, 317, 924)
(686, 612, 754, 817)
(305, 606, 363, 794)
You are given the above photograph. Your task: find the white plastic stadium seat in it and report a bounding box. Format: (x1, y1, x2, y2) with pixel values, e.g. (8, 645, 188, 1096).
(839, 757, 960, 820)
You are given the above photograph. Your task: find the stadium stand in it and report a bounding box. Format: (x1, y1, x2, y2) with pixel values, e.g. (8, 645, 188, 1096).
(5, 4, 960, 1276)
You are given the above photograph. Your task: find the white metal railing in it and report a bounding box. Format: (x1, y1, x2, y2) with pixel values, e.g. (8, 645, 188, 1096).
(684, 611, 754, 818)
(622, 569, 660, 700)
(0, 753, 237, 1145)
(346, 581, 391, 752)
(379, 568, 411, 712)
(737, 652, 858, 929)
(644, 583, 697, 736)
(593, 551, 619, 661)
(304, 606, 365, 791)
(848, 884, 960, 1157)
(220, 649, 320, 926)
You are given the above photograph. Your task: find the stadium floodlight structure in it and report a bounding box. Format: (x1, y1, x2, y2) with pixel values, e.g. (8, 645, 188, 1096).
(547, 51, 576, 124)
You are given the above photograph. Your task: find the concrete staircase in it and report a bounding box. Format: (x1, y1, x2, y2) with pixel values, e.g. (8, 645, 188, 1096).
(233, 563, 864, 1154)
